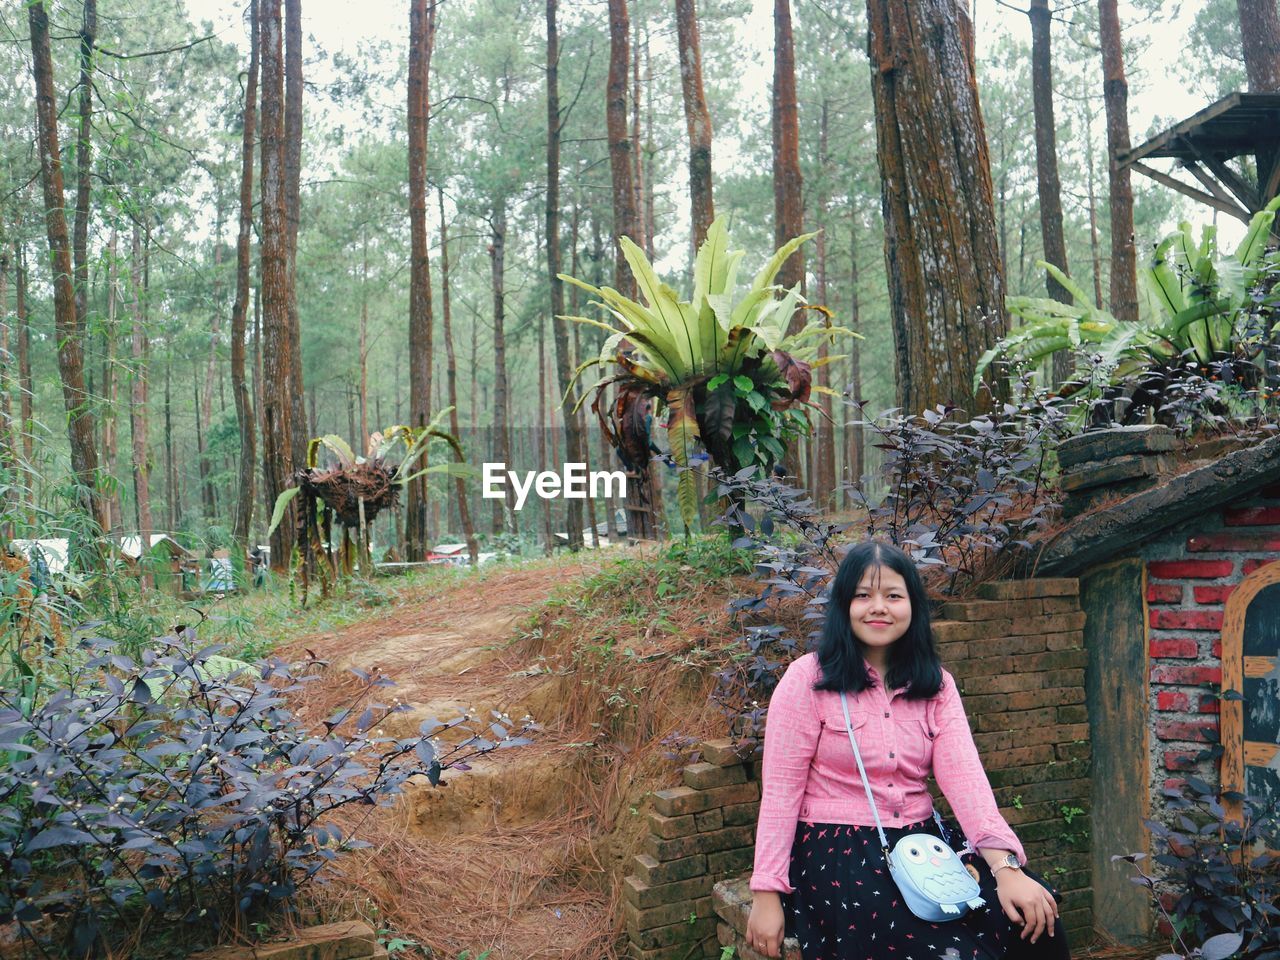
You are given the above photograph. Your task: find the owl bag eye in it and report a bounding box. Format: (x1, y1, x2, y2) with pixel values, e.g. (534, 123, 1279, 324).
(929, 841, 950, 857)
(904, 845, 927, 864)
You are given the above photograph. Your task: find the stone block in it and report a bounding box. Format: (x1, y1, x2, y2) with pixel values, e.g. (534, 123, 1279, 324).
(624, 874, 711, 910)
(683, 761, 747, 791)
(624, 895, 714, 932)
(976, 578, 1080, 600)
(1056, 424, 1174, 468)
(631, 853, 707, 886)
(700, 738, 754, 767)
(629, 916, 716, 951)
(720, 801, 760, 826)
(649, 811, 697, 839)
(706, 846, 754, 875)
(652, 781, 759, 818)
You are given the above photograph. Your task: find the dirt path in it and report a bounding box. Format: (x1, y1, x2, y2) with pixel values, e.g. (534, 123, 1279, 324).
(279, 552, 639, 958)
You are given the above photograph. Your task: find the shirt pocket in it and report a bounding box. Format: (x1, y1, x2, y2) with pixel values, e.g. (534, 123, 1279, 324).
(892, 714, 935, 780)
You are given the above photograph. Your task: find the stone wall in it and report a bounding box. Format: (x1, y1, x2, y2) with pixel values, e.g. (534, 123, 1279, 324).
(625, 578, 1093, 959)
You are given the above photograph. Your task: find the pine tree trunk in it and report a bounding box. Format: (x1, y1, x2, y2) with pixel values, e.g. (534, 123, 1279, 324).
(847, 214, 863, 495)
(260, 0, 295, 571)
(547, 0, 585, 552)
(438, 188, 479, 564)
(231, 0, 259, 551)
(28, 0, 102, 526)
(129, 223, 153, 588)
(406, 0, 437, 561)
(1084, 100, 1105, 309)
(1239, 0, 1280, 92)
(359, 228, 369, 444)
(164, 341, 177, 529)
(73, 0, 96, 335)
(200, 202, 224, 519)
(1029, 0, 1072, 387)
(101, 229, 121, 532)
(675, 0, 715, 251)
(1099, 0, 1138, 323)
(491, 200, 513, 535)
(16, 244, 33, 491)
(773, 0, 804, 323)
(606, 0, 639, 299)
(814, 100, 835, 507)
(867, 0, 1007, 414)
(0, 239, 12, 518)
(284, 0, 307, 469)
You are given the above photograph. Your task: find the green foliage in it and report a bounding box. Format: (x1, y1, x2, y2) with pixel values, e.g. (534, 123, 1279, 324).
(560, 217, 857, 531)
(977, 197, 1280, 423)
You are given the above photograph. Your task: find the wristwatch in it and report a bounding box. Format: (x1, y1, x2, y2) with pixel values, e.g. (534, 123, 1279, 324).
(991, 854, 1022, 877)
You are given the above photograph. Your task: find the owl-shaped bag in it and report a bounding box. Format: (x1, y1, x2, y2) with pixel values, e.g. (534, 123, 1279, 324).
(839, 694, 987, 923)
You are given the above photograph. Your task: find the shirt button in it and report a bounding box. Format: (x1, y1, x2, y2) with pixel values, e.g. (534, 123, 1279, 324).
(889, 752, 895, 759)
(887, 782, 893, 787)
(884, 711, 890, 718)
(893, 811, 900, 818)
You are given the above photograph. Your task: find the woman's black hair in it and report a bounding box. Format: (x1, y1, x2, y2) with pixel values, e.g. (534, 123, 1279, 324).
(813, 541, 942, 698)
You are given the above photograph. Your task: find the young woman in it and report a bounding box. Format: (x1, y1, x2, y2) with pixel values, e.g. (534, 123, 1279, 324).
(745, 542, 1069, 960)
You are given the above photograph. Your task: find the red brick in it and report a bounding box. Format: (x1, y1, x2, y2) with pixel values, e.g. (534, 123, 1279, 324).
(1211, 640, 1222, 657)
(1225, 506, 1280, 526)
(1193, 585, 1235, 605)
(1187, 532, 1280, 552)
(1163, 778, 1187, 792)
(1198, 694, 1220, 714)
(1150, 664, 1222, 686)
(1163, 749, 1197, 771)
(1244, 558, 1278, 575)
(1156, 691, 1190, 711)
(1149, 609, 1223, 631)
(1147, 559, 1233, 579)
(1146, 583, 1182, 604)
(1155, 718, 1218, 742)
(1149, 638, 1199, 659)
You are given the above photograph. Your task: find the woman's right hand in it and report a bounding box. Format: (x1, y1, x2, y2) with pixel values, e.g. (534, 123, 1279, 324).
(745, 891, 786, 958)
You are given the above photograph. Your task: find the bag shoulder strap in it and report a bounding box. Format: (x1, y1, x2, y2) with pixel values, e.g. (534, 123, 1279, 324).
(839, 692, 890, 856)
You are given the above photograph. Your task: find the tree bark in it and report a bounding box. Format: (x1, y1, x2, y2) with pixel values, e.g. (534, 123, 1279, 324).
(1099, 0, 1138, 323)
(774, 0, 804, 323)
(231, 0, 260, 551)
(606, 0, 639, 298)
(675, 0, 715, 251)
(1029, 0, 1073, 387)
(73, 0, 96, 337)
(1084, 99, 1104, 309)
(547, 0, 585, 552)
(28, 0, 102, 526)
(284, 0, 307, 469)
(438, 188, 478, 563)
(16, 244, 33, 484)
(406, 0, 437, 561)
(129, 223, 153, 588)
(200, 202, 224, 519)
(814, 100, 835, 506)
(101, 229, 121, 532)
(260, 0, 295, 570)
(359, 227, 369, 444)
(867, 0, 1007, 414)
(846, 213, 863, 495)
(490, 199, 514, 534)
(1239, 0, 1280, 92)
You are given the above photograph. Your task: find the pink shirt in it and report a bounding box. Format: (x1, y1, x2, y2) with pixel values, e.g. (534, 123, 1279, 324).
(749, 652, 1025, 894)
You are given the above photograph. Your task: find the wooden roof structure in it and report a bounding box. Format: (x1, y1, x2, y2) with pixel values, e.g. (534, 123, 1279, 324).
(1118, 92, 1280, 224)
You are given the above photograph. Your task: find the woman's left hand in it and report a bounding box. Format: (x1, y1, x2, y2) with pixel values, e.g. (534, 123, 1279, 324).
(995, 869, 1058, 944)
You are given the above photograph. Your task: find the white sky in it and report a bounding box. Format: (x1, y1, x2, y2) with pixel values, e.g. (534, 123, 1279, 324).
(188, 0, 1241, 245)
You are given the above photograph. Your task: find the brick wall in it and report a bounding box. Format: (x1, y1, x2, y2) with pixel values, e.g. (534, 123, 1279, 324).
(1143, 488, 1280, 804)
(626, 578, 1093, 959)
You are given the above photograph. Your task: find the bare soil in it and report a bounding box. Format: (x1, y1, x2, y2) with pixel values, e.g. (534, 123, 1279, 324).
(281, 547, 745, 960)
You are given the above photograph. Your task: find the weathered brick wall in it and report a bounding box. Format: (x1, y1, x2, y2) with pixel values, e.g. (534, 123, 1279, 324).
(627, 578, 1093, 959)
(624, 740, 762, 960)
(1142, 489, 1280, 801)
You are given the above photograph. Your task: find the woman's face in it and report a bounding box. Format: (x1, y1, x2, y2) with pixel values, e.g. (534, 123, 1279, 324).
(848, 565, 912, 655)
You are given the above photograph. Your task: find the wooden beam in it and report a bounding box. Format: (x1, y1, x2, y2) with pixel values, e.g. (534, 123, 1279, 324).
(1179, 136, 1260, 211)
(1119, 92, 1243, 167)
(1130, 160, 1253, 224)
(1264, 154, 1280, 207)
(1180, 159, 1252, 220)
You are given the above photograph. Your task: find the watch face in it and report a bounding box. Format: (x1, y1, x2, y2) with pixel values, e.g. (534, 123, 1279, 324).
(1004, 855, 1020, 869)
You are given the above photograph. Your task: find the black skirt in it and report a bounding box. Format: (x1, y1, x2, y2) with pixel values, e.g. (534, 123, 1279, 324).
(779, 817, 1069, 960)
